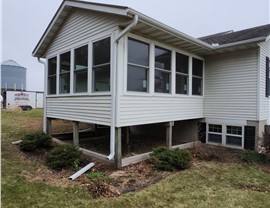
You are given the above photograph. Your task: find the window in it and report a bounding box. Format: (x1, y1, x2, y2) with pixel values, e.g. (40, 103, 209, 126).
(208, 124, 222, 144)
(155, 46, 171, 93)
(48, 57, 57, 95)
(59, 52, 71, 94)
(92, 37, 110, 92)
(74, 45, 88, 93)
(266, 57, 270, 97)
(226, 126, 243, 147)
(176, 52, 189, 94)
(192, 58, 203, 95)
(127, 38, 149, 92)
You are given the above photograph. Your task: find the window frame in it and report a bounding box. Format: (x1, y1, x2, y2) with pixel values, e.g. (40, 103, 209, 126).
(47, 56, 57, 96)
(91, 36, 111, 94)
(192, 57, 204, 96)
(207, 124, 223, 144)
(127, 37, 150, 93)
(59, 51, 71, 94)
(175, 52, 189, 95)
(266, 56, 270, 97)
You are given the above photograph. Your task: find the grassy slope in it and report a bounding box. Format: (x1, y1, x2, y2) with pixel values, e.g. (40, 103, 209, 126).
(2, 109, 270, 208)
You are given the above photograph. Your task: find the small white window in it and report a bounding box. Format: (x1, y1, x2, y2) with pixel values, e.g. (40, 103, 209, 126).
(226, 126, 243, 147)
(208, 124, 222, 144)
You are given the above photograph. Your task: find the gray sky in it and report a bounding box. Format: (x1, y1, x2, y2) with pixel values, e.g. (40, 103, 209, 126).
(2, 0, 270, 91)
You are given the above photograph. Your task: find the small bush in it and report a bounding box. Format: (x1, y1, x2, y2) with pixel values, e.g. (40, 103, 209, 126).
(150, 147, 191, 171)
(241, 150, 269, 164)
(45, 144, 82, 170)
(87, 171, 106, 181)
(193, 148, 220, 161)
(19, 132, 52, 152)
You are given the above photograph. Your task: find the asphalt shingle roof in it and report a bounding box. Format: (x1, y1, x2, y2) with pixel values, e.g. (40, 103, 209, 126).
(199, 24, 270, 45)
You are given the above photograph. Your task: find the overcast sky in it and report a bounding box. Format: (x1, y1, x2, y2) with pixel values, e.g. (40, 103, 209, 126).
(2, 0, 270, 91)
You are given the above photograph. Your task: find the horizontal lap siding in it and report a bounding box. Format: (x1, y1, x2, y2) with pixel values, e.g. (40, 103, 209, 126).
(259, 40, 270, 123)
(47, 96, 111, 125)
(45, 8, 126, 56)
(204, 49, 258, 120)
(118, 96, 203, 126)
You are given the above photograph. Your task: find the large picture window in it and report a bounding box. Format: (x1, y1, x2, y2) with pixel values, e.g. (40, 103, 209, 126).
(127, 38, 149, 92)
(92, 37, 110, 92)
(192, 58, 203, 95)
(155, 46, 171, 93)
(48, 57, 57, 95)
(74, 45, 88, 93)
(59, 52, 71, 94)
(176, 52, 189, 94)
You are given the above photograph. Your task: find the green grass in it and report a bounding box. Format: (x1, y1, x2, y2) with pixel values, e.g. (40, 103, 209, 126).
(2, 109, 270, 208)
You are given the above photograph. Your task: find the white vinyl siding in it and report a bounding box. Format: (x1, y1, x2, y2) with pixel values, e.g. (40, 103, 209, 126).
(46, 96, 111, 125)
(204, 49, 258, 121)
(45, 8, 127, 56)
(258, 40, 270, 123)
(118, 95, 203, 126)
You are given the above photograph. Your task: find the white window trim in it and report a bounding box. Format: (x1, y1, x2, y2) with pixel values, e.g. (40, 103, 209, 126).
(59, 51, 71, 95)
(206, 123, 244, 149)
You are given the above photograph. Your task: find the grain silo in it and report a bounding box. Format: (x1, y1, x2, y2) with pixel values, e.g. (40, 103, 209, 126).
(1, 60, 26, 91)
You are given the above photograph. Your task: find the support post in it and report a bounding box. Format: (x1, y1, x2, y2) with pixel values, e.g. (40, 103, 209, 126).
(126, 126, 130, 145)
(46, 118, 52, 136)
(115, 127, 122, 169)
(73, 121, 79, 146)
(166, 121, 174, 149)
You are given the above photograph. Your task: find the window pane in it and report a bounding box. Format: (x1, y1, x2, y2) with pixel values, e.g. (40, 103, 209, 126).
(155, 46, 171, 70)
(155, 70, 170, 93)
(192, 58, 203, 77)
(209, 124, 222, 133)
(93, 65, 110, 92)
(208, 133, 222, 143)
(93, 37, 110, 66)
(192, 77, 202, 95)
(48, 57, 57, 76)
(176, 53, 189, 74)
(60, 52, 70, 73)
(128, 38, 149, 66)
(176, 74, 188, 94)
(48, 76, 56, 95)
(226, 136, 242, 146)
(75, 45, 88, 70)
(74, 70, 87, 93)
(227, 126, 242, 135)
(127, 65, 148, 92)
(60, 73, 70, 94)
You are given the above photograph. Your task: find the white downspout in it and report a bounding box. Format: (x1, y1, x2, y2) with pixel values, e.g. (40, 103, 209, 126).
(37, 58, 47, 133)
(107, 14, 138, 160)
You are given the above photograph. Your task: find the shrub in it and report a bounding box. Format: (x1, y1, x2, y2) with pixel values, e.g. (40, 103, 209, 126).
(19, 132, 52, 152)
(260, 132, 270, 160)
(87, 171, 106, 181)
(193, 148, 220, 161)
(150, 147, 191, 171)
(45, 144, 82, 170)
(241, 150, 269, 164)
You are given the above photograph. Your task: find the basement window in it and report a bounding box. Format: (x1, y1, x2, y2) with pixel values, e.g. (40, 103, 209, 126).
(155, 46, 171, 93)
(59, 51, 71, 94)
(48, 57, 57, 95)
(208, 124, 222, 144)
(176, 52, 189, 94)
(92, 37, 110, 92)
(74, 45, 88, 93)
(226, 126, 243, 147)
(192, 58, 203, 95)
(127, 38, 149, 92)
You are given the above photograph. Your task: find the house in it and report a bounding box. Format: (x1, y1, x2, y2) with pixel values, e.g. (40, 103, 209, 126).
(32, 0, 270, 167)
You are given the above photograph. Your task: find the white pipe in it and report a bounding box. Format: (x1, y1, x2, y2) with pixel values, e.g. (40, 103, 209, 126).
(115, 14, 138, 42)
(37, 58, 47, 133)
(107, 15, 138, 161)
(68, 162, 95, 180)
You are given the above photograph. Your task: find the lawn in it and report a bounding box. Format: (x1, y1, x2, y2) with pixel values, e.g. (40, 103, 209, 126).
(2, 109, 270, 208)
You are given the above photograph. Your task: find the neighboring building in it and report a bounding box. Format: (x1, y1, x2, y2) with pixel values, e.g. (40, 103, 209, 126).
(1, 60, 26, 91)
(32, 0, 270, 167)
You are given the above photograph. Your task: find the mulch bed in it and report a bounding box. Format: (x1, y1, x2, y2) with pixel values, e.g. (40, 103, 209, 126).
(14, 142, 269, 198)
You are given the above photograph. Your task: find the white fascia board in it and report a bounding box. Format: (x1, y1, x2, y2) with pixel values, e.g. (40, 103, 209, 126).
(127, 9, 213, 51)
(65, 0, 128, 16)
(205, 118, 247, 126)
(213, 37, 266, 50)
